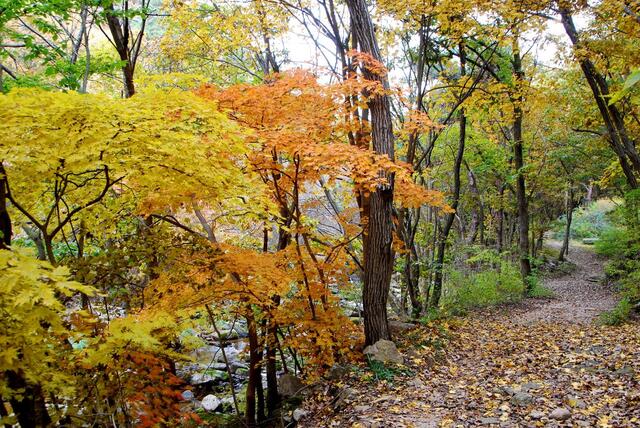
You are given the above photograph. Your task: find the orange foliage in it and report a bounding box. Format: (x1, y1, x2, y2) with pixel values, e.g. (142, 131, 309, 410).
(146, 69, 450, 376)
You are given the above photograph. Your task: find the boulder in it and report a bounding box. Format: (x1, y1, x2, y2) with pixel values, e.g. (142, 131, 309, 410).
(521, 382, 542, 392)
(388, 320, 417, 337)
(363, 339, 404, 364)
(230, 361, 249, 374)
(326, 364, 349, 380)
(190, 345, 221, 365)
(278, 373, 304, 397)
(190, 370, 227, 385)
(201, 394, 221, 411)
(216, 346, 240, 363)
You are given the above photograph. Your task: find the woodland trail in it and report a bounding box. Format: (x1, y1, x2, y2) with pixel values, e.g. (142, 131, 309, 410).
(511, 241, 618, 325)
(301, 244, 640, 427)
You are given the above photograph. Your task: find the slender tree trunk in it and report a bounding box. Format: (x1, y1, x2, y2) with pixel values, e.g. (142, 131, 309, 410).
(560, 8, 639, 188)
(0, 163, 11, 249)
(559, 188, 574, 262)
(22, 224, 46, 260)
(265, 323, 279, 418)
(465, 162, 484, 244)
(347, 0, 396, 345)
(432, 43, 467, 308)
(0, 174, 51, 425)
(245, 313, 260, 427)
(399, 208, 422, 318)
(512, 39, 533, 289)
(497, 185, 505, 252)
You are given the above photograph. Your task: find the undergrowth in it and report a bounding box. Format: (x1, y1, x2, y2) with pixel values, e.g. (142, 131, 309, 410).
(594, 191, 640, 325)
(441, 248, 524, 313)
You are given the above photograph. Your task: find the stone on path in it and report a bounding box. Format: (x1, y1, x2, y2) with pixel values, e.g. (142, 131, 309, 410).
(363, 339, 404, 364)
(549, 407, 571, 421)
(511, 391, 534, 406)
(529, 410, 545, 420)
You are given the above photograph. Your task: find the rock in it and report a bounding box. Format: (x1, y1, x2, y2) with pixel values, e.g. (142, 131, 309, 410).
(388, 320, 417, 337)
(408, 378, 425, 388)
(327, 364, 349, 380)
(510, 391, 534, 406)
(209, 362, 228, 371)
(292, 408, 308, 421)
(201, 394, 221, 411)
(181, 390, 194, 401)
(363, 339, 404, 364)
(529, 410, 545, 420)
(521, 382, 542, 392)
(190, 345, 221, 364)
(190, 370, 227, 384)
(501, 386, 517, 396)
(220, 397, 236, 412)
(549, 407, 571, 421)
(217, 347, 239, 363)
(333, 387, 356, 409)
(229, 361, 249, 374)
(278, 373, 304, 397)
(614, 365, 635, 377)
(479, 417, 500, 425)
(354, 405, 371, 412)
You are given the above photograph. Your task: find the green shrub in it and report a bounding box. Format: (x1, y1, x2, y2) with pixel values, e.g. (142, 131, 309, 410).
(441, 253, 524, 312)
(528, 279, 554, 298)
(599, 298, 633, 326)
(593, 192, 640, 324)
(553, 199, 615, 240)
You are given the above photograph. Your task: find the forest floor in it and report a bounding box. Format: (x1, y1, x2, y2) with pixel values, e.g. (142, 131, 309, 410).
(299, 243, 640, 427)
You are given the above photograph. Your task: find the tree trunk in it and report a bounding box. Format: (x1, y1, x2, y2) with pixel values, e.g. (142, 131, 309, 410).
(559, 188, 575, 262)
(431, 43, 467, 308)
(245, 313, 261, 427)
(22, 224, 46, 260)
(1, 166, 52, 426)
(104, 3, 146, 98)
(7, 371, 51, 428)
(560, 8, 640, 188)
(497, 186, 505, 252)
(265, 323, 279, 418)
(512, 39, 532, 289)
(0, 163, 11, 249)
(347, 0, 396, 345)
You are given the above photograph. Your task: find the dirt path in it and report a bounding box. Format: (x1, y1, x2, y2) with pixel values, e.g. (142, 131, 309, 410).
(513, 242, 618, 325)
(300, 244, 640, 427)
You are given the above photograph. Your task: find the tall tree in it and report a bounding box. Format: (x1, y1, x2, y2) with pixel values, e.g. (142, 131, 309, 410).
(559, 5, 640, 188)
(346, 0, 396, 345)
(432, 42, 468, 307)
(511, 35, 533, 287)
